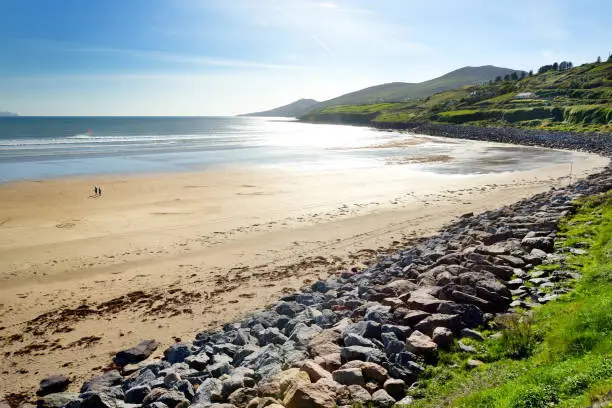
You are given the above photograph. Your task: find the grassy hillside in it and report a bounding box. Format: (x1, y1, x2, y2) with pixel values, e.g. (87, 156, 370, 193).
(240, 98, 319, 117)
(301, 61, 612, 132)
(404, 191, 612, 407)
(312, 66, 522, 109)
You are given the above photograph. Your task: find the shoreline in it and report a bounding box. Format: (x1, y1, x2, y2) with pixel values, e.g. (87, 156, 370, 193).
(300, 119, 612, 155)
(0, 145, 608, 398)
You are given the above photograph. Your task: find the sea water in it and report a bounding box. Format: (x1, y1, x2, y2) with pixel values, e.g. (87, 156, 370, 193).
(0, 116, 576, 182)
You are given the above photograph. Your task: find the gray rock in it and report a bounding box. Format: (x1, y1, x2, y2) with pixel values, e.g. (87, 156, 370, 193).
(258, 327, 288, 346)
(364, 304, 392, 323)
(144, 403, 169, 408)
(399, 310, 431, 326)
(496, 255, 525, 268)
(371, 389, 396, 408)
(81, 371, 122, 393)
(241, 344, 283, 378)
(314, 309, 338, 328)
(436, 302, 484, 329)
(142, 389, 168, 406)
(403, 291, 445, 313)
(37, 392, 80, 408)
(521, 236, 554, 253)
(347, 384, 371, 403)
(37, 375, 71, 396)
(395, 395, 415, 406)
(460, 328, 484, 342)
(506, 278, 524, 289)
(184, 353, 210, 370)
(332, 368, 365, 386)
(457, 341, 476, 353)
(414, 314, 460, 335)
(233, 344, 259, 366)
(212, 343, 239, 357)
(192, 378, 222, 405)
(431, 327, 453, 348)
(538, 294, 559, 304)
(157, 391, 189, 408)
(208, 361, 232, 378)
(219, 368, 255, 398)
(164, 372, 181, 387)
(125, 385, 151, 404)
(122, 369, 156, 392)
(340, 346, 387, 365)
(114, 340, 159, 367)
(381, 325, 411, 341)
(343, 333, 375, 348)
(164, 343, 192, 364)
(233, 329, 255, 346)
(383, 378, 405, 400)
(80, 392, 120, 408)
(288, 323, 322, 346)
(341, 320, 381, 340)
(385, 339, 405, 355)
(275, 301, 305, 317)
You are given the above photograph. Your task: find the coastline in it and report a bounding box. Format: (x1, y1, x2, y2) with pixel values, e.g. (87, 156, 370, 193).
(301, 119, 612, 155)
(0, 149, 608, 397)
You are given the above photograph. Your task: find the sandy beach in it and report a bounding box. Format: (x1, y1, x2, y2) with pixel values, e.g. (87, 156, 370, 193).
(0, 151, 608, 398)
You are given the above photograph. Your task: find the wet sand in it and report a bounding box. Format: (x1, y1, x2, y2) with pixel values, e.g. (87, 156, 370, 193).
(0, 152, 608, 397)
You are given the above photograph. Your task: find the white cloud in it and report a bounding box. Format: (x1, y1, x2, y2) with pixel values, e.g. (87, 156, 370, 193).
(68, 47, 308, 70)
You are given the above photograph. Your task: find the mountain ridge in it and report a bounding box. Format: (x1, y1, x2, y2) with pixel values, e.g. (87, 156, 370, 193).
(300, 60, 612, 133)
(240, 98, 319, 118)
(312, 65, 524, 110)
(241, 65, 523, 117)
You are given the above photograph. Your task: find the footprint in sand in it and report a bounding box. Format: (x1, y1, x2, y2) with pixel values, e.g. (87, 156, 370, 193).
(55, 221, 77, 229)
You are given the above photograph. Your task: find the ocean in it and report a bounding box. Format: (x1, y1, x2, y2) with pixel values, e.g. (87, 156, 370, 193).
(0, 116, 577, 182)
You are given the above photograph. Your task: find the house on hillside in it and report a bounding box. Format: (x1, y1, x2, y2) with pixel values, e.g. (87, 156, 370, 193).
(515, 92, 536, 99)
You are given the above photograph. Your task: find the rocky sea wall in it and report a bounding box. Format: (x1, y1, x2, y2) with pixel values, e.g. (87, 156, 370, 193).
(372, 122, 612, 155)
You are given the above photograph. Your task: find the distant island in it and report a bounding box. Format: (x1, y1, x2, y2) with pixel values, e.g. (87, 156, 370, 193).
(0, 111, 19, 117)
(240, 98, 320, 118)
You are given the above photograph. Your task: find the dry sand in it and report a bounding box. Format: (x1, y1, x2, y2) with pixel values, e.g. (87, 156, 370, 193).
(0, 152, 608, 398)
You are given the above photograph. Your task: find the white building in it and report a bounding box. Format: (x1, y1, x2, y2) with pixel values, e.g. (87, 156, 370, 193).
(515, 92, 536, 99)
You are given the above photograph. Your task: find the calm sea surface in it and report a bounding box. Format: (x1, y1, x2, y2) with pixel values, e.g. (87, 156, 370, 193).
(0, 116, 576, 182)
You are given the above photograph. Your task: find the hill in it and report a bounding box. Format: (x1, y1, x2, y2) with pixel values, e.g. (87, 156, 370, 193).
(240, 98, 319, 118)
(312, 65, 523, 109)
(0, 111, 18, 117)
(301, 60, 612, 132)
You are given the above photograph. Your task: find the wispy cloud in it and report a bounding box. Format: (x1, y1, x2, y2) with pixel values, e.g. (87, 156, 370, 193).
(308, 34, 334, 55)
(69, 46, 308, 70)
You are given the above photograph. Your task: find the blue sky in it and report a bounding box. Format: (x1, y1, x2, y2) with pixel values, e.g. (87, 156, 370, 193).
(1, 0, 610, 116)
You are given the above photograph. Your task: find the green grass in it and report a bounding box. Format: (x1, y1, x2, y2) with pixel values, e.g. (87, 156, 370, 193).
(403, 191, 612, 408)
(320, 103, 408, 115)
(302, 60, 612, 132)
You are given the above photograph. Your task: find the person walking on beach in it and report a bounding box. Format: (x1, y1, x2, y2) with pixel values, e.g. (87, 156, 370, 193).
(94, 186, 98, 196)
(99, 187, 102, 197)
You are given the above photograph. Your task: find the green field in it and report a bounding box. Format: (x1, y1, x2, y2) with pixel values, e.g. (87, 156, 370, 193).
(400, 192, 612, 408)
(301, 60, 612, 132)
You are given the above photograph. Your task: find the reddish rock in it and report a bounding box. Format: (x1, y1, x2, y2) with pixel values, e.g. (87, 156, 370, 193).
(300, 361, 332, 382)
(283, 380, 337, 408)
(406, 330, 438, 355)
(314, 353, 342, 372)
